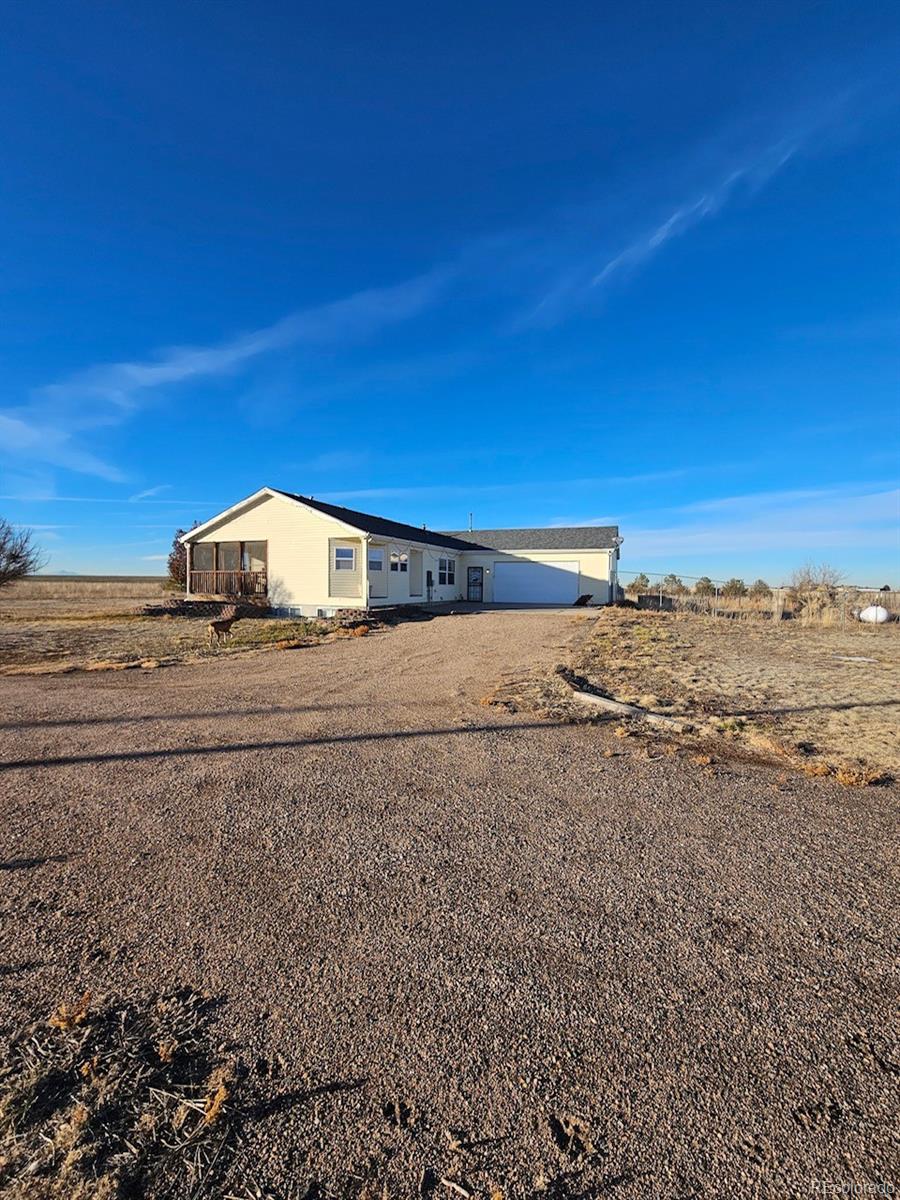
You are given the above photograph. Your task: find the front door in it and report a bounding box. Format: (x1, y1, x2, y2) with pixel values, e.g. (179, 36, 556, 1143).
(467, 566, 484, 602)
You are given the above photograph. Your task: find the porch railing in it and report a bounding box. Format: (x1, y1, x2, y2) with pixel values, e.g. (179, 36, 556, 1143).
(189, 570, 267, 596)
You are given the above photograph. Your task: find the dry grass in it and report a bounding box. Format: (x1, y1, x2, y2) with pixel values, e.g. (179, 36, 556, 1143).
(1, 577, 170, 620)
(0, 989, 242, 1199)
(8, 575, 169, 597)
(576, 608, 899, 779)
(0, 581, 379, 672)
(0, 606, 334, 674)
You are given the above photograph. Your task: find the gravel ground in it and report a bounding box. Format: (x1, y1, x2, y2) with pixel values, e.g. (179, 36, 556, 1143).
(0, 609, 897, 1198)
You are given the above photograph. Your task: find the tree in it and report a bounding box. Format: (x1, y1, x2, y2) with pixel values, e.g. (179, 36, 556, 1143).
(748, 578, 772, 598)
(0, 518, 45, 588)
(721, 577, 748, 598)
(625, 572, 650, 594)
(662, 573, 688, 595)
(787, 562, 844, 619)
(167, 522, 198, 589)
(789, 562, 844, 595)
(694, 576, 715, 597)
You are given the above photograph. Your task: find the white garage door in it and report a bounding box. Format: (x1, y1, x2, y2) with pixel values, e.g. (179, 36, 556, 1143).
(493, 560, 580, 604)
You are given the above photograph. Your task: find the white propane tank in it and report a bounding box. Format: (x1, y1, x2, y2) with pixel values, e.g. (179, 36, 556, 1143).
(858, 605, 891, 624)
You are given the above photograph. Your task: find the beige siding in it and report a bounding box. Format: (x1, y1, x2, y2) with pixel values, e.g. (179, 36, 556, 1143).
(188, 490, 614, 610)
(458, 548, 613, 604)
(329, 537, 363, 598)
(365, 541, 465, 605)
(190, 493, 365, 611)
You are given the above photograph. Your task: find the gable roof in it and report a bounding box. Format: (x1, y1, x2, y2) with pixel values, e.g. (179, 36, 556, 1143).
(441, 525, 620, 551)
(271, 490, 485, 552)
(181, 488, 619, 555)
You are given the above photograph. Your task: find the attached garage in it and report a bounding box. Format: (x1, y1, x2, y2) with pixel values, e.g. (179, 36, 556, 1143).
(492, 559, 580, 604)
(182, 490, 620, 613)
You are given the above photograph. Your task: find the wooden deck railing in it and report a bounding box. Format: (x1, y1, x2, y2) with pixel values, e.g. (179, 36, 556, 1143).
(189, 570, 267, 596)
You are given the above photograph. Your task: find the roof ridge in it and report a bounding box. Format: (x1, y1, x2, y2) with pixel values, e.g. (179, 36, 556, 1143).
(271, 488, 487, 552)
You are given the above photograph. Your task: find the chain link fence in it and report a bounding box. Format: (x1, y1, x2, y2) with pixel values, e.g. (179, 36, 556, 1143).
(617, 569, 899, 629)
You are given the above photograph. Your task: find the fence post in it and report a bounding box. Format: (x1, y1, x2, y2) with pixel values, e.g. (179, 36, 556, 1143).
(714, 586, 719, 617)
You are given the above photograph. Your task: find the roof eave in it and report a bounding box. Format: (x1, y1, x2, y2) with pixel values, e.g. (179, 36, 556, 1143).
(180, 486, 369, 543)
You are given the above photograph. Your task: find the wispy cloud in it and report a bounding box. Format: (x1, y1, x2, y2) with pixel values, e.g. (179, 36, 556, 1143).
(320, 468, 690, 507)
(590, 145, 796, 293)
(40, 268, 451, 411)
(620, 486, 900, 565)
(524, 139, 800, 325)
(0, 494, 221, 505)
(0, 413, 127, 482)
(129, 484, 171, 502)
(1, 267, 451, 484)
(1, 77, 887, 497)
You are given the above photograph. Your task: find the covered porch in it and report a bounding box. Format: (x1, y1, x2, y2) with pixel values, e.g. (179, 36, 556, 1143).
(187, 539, 268, 597)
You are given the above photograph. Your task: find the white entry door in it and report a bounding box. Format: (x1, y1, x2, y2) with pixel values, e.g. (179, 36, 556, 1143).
(368, 546, 387, 598)
(492, 560, 580, 604)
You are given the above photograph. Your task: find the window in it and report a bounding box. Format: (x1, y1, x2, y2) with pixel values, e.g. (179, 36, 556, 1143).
(242, 541, 267, 572)
(193, 544, 214, 571)
(368, 548, 384, 572)
(390, 551, 409, 572)
(438, 557, 455, 586)
(334, 546, 355, 571)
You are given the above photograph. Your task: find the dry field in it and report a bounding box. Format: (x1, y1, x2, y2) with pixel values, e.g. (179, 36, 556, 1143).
(575, 607, 900, 778)
(1, 576, 171, 617)
(0, 578, 332, 673)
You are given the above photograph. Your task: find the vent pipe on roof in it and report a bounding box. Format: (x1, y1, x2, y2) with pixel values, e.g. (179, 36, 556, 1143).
(468, 512, 473, 531)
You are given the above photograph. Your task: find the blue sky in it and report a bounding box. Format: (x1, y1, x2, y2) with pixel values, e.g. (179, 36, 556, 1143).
(1, 1, 898, 585)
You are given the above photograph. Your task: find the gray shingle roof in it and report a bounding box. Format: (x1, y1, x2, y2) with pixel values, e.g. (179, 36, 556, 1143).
(273, 491, 619, 553)
(440, 526, 620, 551)
(274, 490, 485, 552)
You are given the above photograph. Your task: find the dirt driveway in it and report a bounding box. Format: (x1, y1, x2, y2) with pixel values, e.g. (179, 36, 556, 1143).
(0, 609, 896, 1198)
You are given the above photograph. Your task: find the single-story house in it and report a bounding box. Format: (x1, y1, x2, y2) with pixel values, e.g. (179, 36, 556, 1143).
(180, 487, 620, 615)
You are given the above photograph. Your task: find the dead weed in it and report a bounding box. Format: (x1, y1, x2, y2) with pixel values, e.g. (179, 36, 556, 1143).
(0, 987, 242, 1199)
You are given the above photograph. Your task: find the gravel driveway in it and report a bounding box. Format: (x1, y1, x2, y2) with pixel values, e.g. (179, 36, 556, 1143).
(0, 609, 896, 1198)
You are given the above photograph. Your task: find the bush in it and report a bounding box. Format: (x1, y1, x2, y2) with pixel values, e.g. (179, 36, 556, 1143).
(721, 578, 748, 598)
(694, 576, 715, 597)
(748, 578, 772, 598)
(662, 573, 688, 596)
(625, 573, 650, 594)
(0, 518, 44, 588)
(787, 562, 844, 622)
(167, 522, 199, 589)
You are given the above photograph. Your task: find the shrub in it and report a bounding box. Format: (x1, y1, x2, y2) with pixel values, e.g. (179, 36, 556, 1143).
(748, 578, 772, 598)
(0, 518, 45, 588)
(662, 573, 688, 595)
(721, 578, 748, 598)
(694, 576, 715, 597)
(625, 573, 650, 594)
(787, 562, 844, 622)
(167, 522, 199, 589)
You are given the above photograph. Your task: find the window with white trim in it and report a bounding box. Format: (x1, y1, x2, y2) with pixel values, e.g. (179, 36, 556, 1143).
(438, 557, 455, 586)
(334, 546, 355, 570)
(368, 547, 384, 571)
(390, 551, 409, 573)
